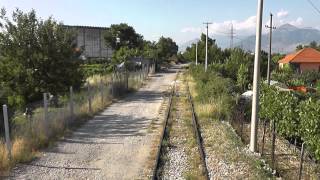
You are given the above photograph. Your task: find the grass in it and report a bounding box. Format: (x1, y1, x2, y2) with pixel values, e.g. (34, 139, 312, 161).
(187, 75, 273, 179)
(0, 71, 147, 175)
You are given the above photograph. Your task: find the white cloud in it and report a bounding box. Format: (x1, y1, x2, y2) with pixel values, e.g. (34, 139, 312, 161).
(180, 14, 304, 39)
(277, 9, 289, 18)
(180, 16, 257, 36)
(181, 27, 201, 33)
(289, 17, 303, 26)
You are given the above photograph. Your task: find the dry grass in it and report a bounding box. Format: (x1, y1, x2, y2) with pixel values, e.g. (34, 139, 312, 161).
(0, 142, 10, 173)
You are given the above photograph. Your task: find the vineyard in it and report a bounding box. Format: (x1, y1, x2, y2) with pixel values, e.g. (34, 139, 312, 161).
(188, 63, 320, 178)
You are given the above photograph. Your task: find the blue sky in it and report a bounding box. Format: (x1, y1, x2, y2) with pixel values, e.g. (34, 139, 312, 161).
(0, 0, 319, 44)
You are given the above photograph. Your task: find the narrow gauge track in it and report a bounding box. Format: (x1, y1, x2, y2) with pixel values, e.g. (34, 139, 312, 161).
(153, 72, 209, 180)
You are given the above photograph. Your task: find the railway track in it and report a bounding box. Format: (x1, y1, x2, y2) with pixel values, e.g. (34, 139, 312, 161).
(152, 72, 209, 180)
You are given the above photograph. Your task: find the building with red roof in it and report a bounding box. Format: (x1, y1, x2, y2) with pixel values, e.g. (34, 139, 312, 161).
(278, 48, 320, 73)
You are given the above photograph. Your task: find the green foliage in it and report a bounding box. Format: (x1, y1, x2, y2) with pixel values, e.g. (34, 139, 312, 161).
(156, 36, 178, 62)
(225, 48, 253, 81)
(104, 23, 143, 50)
(142, 40, 158, 59)
(190, 65, 236, 121)
(182, 34, 224, 64)
(0, 9, 84, 107)
(81, 64, 110, 77)
(296, 41, 320, 51)
(237, 64, 249, 92)
(260, 84, 320, 160)
(299, 99, 320, 159)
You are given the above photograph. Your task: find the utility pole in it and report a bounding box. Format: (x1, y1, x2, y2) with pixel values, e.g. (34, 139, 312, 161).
(250, 0, 264, 152)
(230, 23, 235, 49)
(196, 42, 198, 65)
(203, 22, 212, 72)
(265, 13, 276, 85)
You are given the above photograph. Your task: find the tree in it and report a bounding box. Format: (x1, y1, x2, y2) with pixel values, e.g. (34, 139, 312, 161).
(225, 48, 253, 81)
(237, 64, 249, 92)
(156, 37, 178, 61)
(142, 40, 157, 59)
(0, 9, 83, 107)
(182, 33, 224, 64)
(104, 23, 144, 50)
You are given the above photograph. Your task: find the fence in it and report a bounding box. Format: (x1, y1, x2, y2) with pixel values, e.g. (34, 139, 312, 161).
(0, 63, 155, 170)
(230, 101, 320, 179)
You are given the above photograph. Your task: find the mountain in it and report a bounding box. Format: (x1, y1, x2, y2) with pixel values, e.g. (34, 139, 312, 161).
(178, 35, 231, 52)
(236, 24, 320, 53)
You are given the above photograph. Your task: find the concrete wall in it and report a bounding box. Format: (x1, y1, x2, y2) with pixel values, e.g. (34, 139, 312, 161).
(299, 63, 320, 73)
(70, 26, 113, 59)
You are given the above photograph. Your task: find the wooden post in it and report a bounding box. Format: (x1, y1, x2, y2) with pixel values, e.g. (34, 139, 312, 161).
(298, 142, 305, 180)
(261, 120, 267, 156)
(88, 83, 92, 114)
(69, 86, 74, 120)
(3, 105, 11, 159)
(100, 79, 104, 106)
(43, 93, 48, 136)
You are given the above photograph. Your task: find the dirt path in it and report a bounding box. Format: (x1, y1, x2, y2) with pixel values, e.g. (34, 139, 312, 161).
(9, 67, 179, 180)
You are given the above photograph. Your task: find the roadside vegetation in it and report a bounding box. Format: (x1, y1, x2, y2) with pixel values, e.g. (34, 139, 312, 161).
(182, 33, 320, 178)
(0, 8, 180, 175)
(188, 65, 272, 178)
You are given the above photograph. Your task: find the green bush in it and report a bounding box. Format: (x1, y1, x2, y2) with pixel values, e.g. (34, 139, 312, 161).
(190, 65, 236, 121)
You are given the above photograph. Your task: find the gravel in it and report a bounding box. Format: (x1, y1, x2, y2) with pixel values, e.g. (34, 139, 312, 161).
(8, 68, 178, 180)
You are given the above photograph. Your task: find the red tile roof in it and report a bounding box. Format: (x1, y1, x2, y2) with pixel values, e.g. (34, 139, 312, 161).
(278, 48, 320, 64)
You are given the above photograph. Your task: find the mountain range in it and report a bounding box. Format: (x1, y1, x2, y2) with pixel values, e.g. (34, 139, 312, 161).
(179, 24, 320, 54)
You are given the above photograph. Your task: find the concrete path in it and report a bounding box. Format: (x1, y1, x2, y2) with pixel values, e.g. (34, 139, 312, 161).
(9, 67, 178, 180)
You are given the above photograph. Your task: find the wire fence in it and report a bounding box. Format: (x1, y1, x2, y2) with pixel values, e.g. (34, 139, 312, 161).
(0, 63, 155, 169)
(230, 100, 320, 179)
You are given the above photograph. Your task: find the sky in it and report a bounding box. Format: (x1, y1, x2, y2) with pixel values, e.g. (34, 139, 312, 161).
(1, 0, 320, 45)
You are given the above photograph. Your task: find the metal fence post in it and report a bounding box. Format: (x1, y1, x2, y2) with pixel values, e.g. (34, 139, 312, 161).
(3, 105, 11, 159)
(88, 83, 92, 114)
(43, 93, 48, 136)
(69, 86, 74, 120)
(298, 142, 305, 180)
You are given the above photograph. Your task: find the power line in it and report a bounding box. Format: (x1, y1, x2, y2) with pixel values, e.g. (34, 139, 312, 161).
(203, 22, 212, 71)
(307, 0, 320, 15)
(230, 23, 235, 48)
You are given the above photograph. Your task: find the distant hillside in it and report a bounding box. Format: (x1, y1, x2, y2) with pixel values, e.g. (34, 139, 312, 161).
(236, 24, 320, 53)
(179, 35, 230, 52)
(180, 24, 320, 54)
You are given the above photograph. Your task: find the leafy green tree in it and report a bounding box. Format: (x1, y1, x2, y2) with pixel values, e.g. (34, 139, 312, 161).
(104, 23, 143, 50)
(156, 36, 178, 62)
(182, 34, 224, 64)
(142, 40, 157, 59)
(225, 48, 253, 81)
(237, 64, 249, 92)
(0, 9, 83, 107)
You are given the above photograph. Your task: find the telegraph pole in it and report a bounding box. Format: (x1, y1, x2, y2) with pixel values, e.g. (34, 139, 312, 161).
(250, 0, 264, 152)
(230, 23, 235, 49)
(203, 22, 212, 72)
(265, 13, 276, 85)
(196, 42, 198, 65)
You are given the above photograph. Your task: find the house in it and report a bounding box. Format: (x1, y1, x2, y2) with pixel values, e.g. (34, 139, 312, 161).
(64, 25, 113, 59)
(278, 47, 320, 73)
